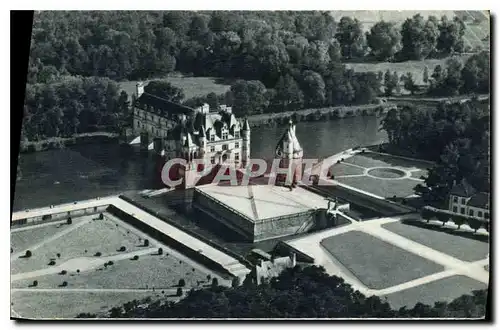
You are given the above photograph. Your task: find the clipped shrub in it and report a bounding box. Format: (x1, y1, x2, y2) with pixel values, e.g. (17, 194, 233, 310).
(94, 252, 102, 257)
(176, 287, 183, 297)
(436, 212, 450, 226)
(107, 261, 114, 266)
(452, 215, 467, 230)
(178, 279, 186, 287)
(132, 255, 139, 260)
(98, 213, 104, 220)
(420, 207, 435, 223)
(207, 274, 211, 281)
(158, 248, 163, 255)
(61, 281, 68, 287)
(32, 280, 38, 287)
(56, 253, 61, 258)
(119, 246, 126, 252)
(144, 239, 149, 247)
(25, 250, 32, 258)
(468, 218, 482, 233)
(77, 269, 80, 273)
(67, 217, 72, 225)
(211, 277, 219, 287)
(48, 260, 56, 266)
(60, 270, 67, 275)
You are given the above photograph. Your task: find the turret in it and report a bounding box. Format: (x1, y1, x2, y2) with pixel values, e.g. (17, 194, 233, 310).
(199, 125, 207, 156)
(242, 118, 251, 168)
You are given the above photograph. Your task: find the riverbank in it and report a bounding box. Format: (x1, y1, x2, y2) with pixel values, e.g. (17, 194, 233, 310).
(19, 132, 120, 154)
(247, 103, 395, 128)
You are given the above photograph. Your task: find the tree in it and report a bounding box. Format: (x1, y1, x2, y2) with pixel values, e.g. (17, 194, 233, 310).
(133, 255, 139, 260)
(401, 14, 439, 60)
(436, 212, 450, 226)
(176, 287, 183, 297)
(402, 72, 418, 95)
(158, 248, 163, 255)
(420, 207, 435, 223)
(211, 277, 219, 287)
(461, 51, 490, 94)
(336, 17, 366, 59)
(144, 239, 149, 247)
(144, 81, 185, 103)
(452, 215, 466, 229)
(300, 70, 326, 107)
(67, 217, 72, 225)
(178, 279, 186, 287)
(437, 16, 466, 55)
(467, 218, 482, 233)
(99, 213, 104, 220)
(272, 74, 304, 111)
(384, 69, 399, 96)
(119, 246, 126, 252)
(423, 67, 429, 84)
(57, 253, 61, 258)
(95, 252, 102, 257)
(48, 260, 56, 266)
(229, 80, 270, 117)
(366, 21, 401, 61)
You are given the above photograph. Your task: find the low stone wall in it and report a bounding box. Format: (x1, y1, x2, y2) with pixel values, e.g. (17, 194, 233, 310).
(11, 205, 108, 227)
(254, 210, 317, 242)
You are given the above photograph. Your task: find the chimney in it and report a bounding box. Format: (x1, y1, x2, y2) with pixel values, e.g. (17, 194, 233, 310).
(136, 82, 145, 98)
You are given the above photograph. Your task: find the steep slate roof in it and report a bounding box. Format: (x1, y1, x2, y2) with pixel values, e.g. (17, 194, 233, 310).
(449, 180, 477, 197)
(467, 192, 490, 209)
(134, 93, 194, 116)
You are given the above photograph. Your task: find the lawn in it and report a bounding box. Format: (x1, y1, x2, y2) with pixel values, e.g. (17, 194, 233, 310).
(321, 230, 443, 290)
(11, 290, 166, 319)
(382, 221, 489, 262)
(410, 170, 428, 180)
(11, 223, 67, 253)
(384, 275, 488, 310)
(336, 176, 419, 198)
(12, 253, 211, 290)
(120, 76, 232, 100)
(329, 163, 366, 177)
(11, 215, 150, 274)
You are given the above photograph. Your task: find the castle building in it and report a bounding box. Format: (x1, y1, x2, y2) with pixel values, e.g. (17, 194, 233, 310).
(275, 120, 304, 188)
(448, 180, 490, 220)
(131, 82, 250, 168)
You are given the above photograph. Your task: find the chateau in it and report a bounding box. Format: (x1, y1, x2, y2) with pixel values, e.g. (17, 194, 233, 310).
(131, 82, 250, 167)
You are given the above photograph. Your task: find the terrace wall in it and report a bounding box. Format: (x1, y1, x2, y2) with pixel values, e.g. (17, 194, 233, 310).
(11, 205, 108, 227)
(254, 210, 317, 242)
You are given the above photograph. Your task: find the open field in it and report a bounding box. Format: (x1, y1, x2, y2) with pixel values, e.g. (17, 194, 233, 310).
(11, 215, 149, 274)
(382, 220, 489, 262)
(344, 153, 432, 170)
(329, 162, 366, 177)
(385, 275, 488, 310)
(11, 290, 169, 319)
(336, 176, 421, 199)
(12, 253, 211, 290)
(11, 223, 67, 253)
(120, 76, 232, 100)
(321, 230, 444, 290)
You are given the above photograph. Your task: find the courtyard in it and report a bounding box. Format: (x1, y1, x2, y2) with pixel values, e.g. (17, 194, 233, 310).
(10, 212, 226, 319)
(329, 151, 432, 199)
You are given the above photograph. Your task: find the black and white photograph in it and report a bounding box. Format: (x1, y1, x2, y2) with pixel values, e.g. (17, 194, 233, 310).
(9, 8, 491, 320)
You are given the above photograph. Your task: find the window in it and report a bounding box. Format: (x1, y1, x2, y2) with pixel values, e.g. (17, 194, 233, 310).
(235, 153, 239, 161)
(210, 135, 215, 142)
(485, 212, 490, 219)
(453, 196, 458, 203)
(210, 157, 215, 164)
(478, 211, 483, 218)
(461, 198, 466, 205)
(222, 132, 228, 140)
(453, 206, 457, 213)
(235, 131, 240, 139)
(222, 144, 228, 151)
(469, 209, 474, 216)
(210, 146, 215, 152)
(235, 142, 239, 148)
(460, 207, 465, 214)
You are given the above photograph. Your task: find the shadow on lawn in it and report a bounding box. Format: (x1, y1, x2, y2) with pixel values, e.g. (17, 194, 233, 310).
(401, 218, 489, 243)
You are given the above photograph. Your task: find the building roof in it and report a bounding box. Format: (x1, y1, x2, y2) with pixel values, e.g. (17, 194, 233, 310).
(134, 93, 195, 116)
(449, 180, 477, 198)
(467, 192, 490, 209)
(195, 183, 328, 222)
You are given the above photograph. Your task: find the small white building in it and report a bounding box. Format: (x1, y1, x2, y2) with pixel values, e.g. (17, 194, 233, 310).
(448, 180, 490, 220)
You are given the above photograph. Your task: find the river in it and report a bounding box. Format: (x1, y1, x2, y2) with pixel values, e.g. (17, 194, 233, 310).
(13, 116, 387, 211)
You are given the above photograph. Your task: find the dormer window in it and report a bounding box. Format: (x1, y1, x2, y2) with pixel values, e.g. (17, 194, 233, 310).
(235, 131, 240, 139)
(222, 131, 228, 140)
(210, 134, 215, 142)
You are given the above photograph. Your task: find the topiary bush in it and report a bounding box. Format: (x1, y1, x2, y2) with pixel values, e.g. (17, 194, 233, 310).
(132, 255, 139, 260)
(420, 207, 435, 223)
(436, 212, 450, 226)
(211, 277, 219, 287)
(32, 280, 38, 287)
(48, 260, 56, 266)
(56, 253, 61, 258)
(176, 287, 183, 297)
(144, 239, 149, 247)
(98, 213, 104, 220)
(119, 246, 126, 252)
(467, 218, 482, 233)
(452, 215, 467, 230)
(61, 281, 68, 287)
(60, 270, 67, 275)
(178, 279, 186, 287)
(107, 261, 114, 266)
(67, 217, 72, 225)
(94, 252, 102, 257)
(158, 248, 163, 255)
(25, 250, 32, 258)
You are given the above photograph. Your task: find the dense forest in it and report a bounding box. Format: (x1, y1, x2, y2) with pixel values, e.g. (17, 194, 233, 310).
(381, 98, 490, 204)
(77, 265, 487, 318)
(22, 11, 489, 141)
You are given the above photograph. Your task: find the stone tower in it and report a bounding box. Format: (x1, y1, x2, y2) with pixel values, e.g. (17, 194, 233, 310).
(242, 119, 251, 168)
(275, 120, 303, 189)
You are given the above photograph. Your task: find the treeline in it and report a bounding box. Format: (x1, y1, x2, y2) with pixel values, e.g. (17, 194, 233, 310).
(77, 265, 487, 318)
(22, 77, 130, 142)
(381, 99, 490, 204)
